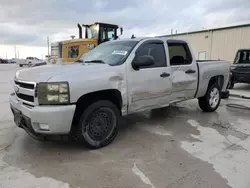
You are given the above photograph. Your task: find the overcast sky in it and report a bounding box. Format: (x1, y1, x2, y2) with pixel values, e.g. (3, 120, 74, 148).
(0, 0, 249, 59)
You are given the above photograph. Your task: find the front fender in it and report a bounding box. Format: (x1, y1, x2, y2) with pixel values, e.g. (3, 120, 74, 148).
(69, 74, 126, 104)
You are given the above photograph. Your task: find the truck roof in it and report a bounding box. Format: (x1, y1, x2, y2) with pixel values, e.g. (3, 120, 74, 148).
(116, 37, 188, 44)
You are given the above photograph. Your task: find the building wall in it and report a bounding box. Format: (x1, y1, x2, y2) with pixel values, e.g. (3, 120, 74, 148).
(167, 26, 250, 63)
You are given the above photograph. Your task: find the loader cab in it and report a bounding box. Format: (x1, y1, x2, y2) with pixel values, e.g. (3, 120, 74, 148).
(82, 22, 123, 44)
(53, 22, 123, 64)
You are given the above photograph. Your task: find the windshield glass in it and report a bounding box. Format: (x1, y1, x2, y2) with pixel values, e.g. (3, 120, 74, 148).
(79, 40, 139, 65)
(88, 25, 99, 39)
(234, 50, 250, 64)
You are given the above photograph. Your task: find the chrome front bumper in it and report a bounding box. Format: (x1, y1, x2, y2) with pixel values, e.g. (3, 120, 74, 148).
(9, 93, 76, 135)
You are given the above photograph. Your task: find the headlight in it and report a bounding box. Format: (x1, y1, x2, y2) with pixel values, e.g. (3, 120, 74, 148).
(38, 82, 70, 105)
(230, 65, 236, 71)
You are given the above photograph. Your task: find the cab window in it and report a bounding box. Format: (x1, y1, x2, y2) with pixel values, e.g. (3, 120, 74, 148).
(168, 42, 192, 66)
(68, 46, 79, 58)
(234, 50, 250, 64)
(135, 43, 167, 68)
(100, 27, 116, 43)
(107, 28, 116, 40)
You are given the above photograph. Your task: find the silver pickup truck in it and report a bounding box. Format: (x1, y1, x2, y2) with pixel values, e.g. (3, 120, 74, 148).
(9, 37, 230, 149)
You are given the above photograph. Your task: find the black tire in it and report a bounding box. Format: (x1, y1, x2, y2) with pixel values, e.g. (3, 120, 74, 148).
(198, 83, 221, 112)
(227, 79, 234, 89)
(19, 64, 23, 67)
(221, 90, 230, 99)
(76, 100, 120, 149)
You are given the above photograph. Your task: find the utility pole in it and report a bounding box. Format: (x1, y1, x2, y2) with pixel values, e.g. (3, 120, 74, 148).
(14, 45, 17, 59)
(47, 36, 50, 62)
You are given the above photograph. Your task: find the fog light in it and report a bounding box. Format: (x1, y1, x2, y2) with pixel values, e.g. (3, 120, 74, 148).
(39, 123, 50, 131)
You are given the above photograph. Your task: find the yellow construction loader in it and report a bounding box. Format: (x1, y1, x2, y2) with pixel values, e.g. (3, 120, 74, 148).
(50, 22, 123, 64)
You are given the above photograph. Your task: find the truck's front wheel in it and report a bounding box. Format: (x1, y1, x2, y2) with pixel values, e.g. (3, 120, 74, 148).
(77, 100, 120, 149)
(198, 84, 221, 112)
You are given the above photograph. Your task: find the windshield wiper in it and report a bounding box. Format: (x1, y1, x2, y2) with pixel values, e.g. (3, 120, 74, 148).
(84, 60, 105, 64)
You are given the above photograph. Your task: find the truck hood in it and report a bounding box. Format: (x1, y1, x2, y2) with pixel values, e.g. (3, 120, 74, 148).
(15, 63, 110, 82)
(231, 64, 250, 68)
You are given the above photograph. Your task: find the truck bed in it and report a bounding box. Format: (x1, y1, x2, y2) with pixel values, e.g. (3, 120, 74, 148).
(195, 60, 230, 98)
(197, 60, 226, 62)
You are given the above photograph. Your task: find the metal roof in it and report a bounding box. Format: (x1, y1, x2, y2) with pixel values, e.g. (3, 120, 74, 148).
(166, 39, 187, 44)
(159, 23, 250, 37)
(238, 48, 250, 51)
(86, 22, 119, 27)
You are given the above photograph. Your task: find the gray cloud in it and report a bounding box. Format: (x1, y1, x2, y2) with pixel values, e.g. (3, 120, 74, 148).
(201, 0, 250, 27)
(0, 0, 249, 46)
(1, 29, 39, 45)
(204, 0, 250, 13)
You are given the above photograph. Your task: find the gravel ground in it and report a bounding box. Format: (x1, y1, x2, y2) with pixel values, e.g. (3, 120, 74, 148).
(1, 64, 250, 188)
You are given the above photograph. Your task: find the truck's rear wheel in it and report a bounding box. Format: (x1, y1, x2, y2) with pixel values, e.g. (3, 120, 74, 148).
(76, 100, 120, 149)
(198, 83, 221, 112)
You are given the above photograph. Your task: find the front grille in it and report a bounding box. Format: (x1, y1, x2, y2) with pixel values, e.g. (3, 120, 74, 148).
(23, 102, 34, 108)
(16, 93, 34, 102)
(14, 79, 36, 104)
(15, 80, 34, 89)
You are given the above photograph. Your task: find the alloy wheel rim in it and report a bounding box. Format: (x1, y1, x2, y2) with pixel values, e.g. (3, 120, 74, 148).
(209, 88, 219, 108)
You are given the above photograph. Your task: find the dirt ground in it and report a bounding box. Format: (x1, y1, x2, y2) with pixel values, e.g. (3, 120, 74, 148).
(1, 64, 250, 188)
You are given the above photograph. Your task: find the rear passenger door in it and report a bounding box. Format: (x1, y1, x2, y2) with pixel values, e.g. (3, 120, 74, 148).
(127, 40, 172, 113)
(167, 41, 198, 101)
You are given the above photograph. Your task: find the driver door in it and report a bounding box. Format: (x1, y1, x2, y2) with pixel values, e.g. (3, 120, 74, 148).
(127, 40, 172, 113)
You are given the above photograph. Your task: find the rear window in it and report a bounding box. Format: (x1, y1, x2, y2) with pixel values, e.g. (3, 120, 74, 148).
(234, 50, 250, 64)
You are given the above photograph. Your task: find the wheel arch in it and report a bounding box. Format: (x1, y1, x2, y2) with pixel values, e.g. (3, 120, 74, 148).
(71, 89, 123, 129)
(208, 75, 224, 91)
(198, 75, 224, 98)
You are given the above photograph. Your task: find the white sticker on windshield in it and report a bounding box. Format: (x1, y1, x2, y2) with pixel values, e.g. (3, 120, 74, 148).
(112, 50, 128, 55)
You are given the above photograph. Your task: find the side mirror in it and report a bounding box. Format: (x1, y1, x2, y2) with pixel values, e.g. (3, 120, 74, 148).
(120, 27, 123, 35)
(132, 55, 155, 70)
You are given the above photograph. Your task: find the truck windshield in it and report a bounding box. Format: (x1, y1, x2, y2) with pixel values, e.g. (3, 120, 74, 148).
(234, 50, 250, 64)
(79, 40, 139, 65)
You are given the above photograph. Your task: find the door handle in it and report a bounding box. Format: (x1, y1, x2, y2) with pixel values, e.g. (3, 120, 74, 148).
(160, 72, 170, 78)
(185, 69, 196, 74)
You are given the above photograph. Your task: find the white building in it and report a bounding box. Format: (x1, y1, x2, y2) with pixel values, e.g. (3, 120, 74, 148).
(161, 24, 250, 63)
